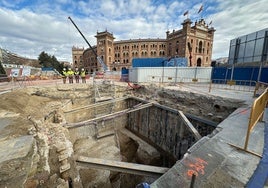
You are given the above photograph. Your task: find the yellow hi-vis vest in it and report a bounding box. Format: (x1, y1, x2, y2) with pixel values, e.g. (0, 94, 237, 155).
(80, 71, 86, 77)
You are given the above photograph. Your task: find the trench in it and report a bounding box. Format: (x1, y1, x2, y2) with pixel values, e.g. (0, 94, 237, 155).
(63, 94, 227, 187)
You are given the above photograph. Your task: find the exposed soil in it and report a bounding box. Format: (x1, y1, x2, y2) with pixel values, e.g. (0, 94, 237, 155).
(0, 83, 245, 187)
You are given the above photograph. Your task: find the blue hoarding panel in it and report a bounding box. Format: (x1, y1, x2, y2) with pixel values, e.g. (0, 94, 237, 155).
(132, 57, 188, 67)
(211, 67, 268, 84)
(165, 58, 188, 67)
(121, 68, 129, 74)
(132, 58, 166, 67)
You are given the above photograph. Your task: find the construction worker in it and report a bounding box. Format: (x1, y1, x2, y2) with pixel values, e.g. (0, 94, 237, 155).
(80, 68, 86, 83)
(74, 67, 80, 83)
(62, 68, 68, 84)
(67, 68, 74, 84)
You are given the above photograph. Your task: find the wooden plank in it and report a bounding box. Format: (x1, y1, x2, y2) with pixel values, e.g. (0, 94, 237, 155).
(65, 103, 153, 128)
(179, 111, 202, 140)
(76, 155, 169, 177)
(63, 97, 128, 114)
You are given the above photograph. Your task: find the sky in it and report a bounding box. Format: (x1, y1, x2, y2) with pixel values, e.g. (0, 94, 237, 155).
(0, 0, 267, 63)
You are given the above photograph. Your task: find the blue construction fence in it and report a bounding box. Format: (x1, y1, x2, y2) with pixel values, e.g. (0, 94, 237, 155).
(132, 57, 188, 67)
(211, 66, 268, 85)
(120, 68, 129, 82)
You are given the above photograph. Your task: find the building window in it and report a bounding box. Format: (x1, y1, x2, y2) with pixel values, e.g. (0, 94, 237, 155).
(199, 41, 203, 53)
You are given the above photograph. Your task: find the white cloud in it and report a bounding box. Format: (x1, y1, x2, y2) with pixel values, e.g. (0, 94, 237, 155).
(0, 0, 267, 63)
(211, 0, 268, 59)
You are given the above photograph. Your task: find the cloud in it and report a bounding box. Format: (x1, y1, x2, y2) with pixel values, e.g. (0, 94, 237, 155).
(210, 0, 268, 58)
(0, 0, 267, 63)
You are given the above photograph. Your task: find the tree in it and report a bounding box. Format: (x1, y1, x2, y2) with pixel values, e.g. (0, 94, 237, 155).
(0, 61, 6, 75)
(38, 51, 64, 73)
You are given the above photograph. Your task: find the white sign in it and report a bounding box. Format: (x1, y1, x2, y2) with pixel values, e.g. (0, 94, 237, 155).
(10, 69, 20, 77)
(22, 68, 31, 76)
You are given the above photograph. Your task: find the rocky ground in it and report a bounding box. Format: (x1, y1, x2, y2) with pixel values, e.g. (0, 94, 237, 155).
(0, 83, 245, 187)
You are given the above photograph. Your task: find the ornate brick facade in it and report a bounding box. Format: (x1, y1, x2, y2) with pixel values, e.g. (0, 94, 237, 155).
(74, 18, 215, 72)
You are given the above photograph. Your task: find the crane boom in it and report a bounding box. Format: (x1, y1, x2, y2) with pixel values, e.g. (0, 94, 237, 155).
(68, 16, 108, 71)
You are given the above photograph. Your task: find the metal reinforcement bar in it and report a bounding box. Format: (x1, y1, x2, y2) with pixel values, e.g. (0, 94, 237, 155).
(65, 102, 154, 128)
(76, 156, 169, 177)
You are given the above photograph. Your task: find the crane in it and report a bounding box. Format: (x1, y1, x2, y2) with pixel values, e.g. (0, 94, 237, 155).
(187, 42, 192, 67)
(68, 16, 108, 72)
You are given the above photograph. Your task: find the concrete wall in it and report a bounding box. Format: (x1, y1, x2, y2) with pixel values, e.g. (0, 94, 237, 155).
(65, 97, 212, 163)
(126, 98, 200, 161)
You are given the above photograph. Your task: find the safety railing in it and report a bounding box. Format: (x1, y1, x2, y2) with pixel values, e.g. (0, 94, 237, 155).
(147, 75, 210, 84)
(244, 88, 268, 151)
(0, 75, 64, 94)
(209, 79, 256, 93)
(103, 71, 121, 81)
(230, 88, 268, 157)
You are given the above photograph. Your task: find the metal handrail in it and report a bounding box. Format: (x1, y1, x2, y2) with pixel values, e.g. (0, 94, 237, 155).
(209, 79, 256, 93)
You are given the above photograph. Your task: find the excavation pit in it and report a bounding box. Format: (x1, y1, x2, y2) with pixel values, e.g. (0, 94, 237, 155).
(0, 83, 244, 187)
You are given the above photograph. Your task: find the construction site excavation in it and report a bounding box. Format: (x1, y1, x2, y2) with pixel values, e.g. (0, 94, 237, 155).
(0, 80, 245, 188)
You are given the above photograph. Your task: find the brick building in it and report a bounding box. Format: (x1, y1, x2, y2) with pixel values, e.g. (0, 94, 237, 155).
(73, 18, 215, 72)
(71, 46, 84, 68)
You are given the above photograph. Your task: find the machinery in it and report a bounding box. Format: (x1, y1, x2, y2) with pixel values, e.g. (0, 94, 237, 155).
(68, 16, 108, 72)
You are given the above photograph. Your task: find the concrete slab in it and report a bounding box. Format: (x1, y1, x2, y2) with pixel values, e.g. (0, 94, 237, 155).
(0, 135, 35, 187)
(0, 135, 34, 163)
(246, 122, 268, 188)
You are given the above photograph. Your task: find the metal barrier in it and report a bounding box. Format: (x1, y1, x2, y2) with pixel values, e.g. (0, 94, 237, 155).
(209, 79, 256, 93)
(147, 75, 210, 84)
(103, 71, 121, 81)
(0, 75, 63, 94)
(230, 88, 268, 157)
(244, 88, 268, 151)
